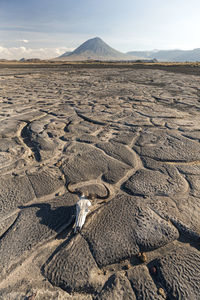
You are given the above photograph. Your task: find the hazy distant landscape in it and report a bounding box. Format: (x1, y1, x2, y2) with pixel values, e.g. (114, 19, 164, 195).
(56, 37, 200, 62)
(127, 48, 200, 62)
(1, 37, 200, 62)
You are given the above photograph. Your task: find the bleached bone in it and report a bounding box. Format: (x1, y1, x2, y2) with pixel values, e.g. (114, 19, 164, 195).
(67, 182, 110, 233)
(74, 194, 91, 233)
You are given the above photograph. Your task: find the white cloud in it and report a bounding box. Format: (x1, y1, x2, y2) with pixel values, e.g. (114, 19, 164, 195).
(0, 46, 73, 60)
(55, 47, 73, 55)
(17, 39, 29, 43)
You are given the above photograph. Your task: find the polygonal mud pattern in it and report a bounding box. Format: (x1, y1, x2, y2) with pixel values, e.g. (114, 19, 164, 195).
(1, 66, 200, 298)
(0, 193, 77, 279)
(134, 129, 200, 162)
(81, 194, 179, 267)
(123, 165, 188, 198)
(0, 175, 35, 218)
(147, 195, 200, 240)
(27, 169, 64, 197)
(44, 235, 100, 293)
(153, 246, 200, 300)
(43, 192, 179, 293)
(127, 265, 163, 300)
(96, 141, 138, 167)
(61, 143, 131, 184)
(95, 273, 136, 300)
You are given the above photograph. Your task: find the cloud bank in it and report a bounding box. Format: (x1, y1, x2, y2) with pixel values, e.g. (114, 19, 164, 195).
(0, 46, 72, 60)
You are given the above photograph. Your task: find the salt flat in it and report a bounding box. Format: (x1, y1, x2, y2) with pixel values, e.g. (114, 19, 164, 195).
(0, 65, 200, 299)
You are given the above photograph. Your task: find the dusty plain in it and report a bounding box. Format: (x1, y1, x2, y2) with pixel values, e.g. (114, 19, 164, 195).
(0, 62, 200, 299)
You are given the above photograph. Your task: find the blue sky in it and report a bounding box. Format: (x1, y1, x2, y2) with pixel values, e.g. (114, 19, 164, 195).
(0, 0, 200, 59)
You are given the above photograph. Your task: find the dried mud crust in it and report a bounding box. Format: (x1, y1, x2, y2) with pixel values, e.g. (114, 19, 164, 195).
(0, 67, 200, 299)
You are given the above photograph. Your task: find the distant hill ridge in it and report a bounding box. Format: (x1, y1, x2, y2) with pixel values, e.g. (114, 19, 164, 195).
(127, 48, 200, 62)
(56, 37, 200, 62)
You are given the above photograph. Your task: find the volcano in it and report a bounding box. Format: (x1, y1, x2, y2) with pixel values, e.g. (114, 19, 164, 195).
(57, 37, 134, 61)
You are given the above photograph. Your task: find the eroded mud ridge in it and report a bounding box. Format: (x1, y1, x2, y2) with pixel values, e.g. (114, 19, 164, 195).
(0, 67, 200, 299)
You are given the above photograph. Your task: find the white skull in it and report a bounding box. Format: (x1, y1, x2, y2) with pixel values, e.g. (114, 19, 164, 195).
(74, 194, 91, 233)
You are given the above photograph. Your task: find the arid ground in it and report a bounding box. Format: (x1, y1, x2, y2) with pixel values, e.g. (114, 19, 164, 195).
(0, 63, 200, 299)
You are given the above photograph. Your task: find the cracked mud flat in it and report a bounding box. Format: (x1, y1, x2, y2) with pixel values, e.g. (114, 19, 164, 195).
(0, 65, 200, 300)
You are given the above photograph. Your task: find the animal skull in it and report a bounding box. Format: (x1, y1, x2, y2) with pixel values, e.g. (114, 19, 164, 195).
(74, 194, 91, 233)
(67, 182, 110, 233)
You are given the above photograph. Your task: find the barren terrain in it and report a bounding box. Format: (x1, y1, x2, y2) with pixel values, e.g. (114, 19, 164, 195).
(0, 63, 200, 299)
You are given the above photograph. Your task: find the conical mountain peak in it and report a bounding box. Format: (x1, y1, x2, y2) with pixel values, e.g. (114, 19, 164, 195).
(58, 37, 131, 61)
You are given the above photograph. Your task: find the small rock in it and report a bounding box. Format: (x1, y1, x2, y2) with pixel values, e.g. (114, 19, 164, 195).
(122, 263, 132, 270)
(55, 161, 62, 167)
(138, 252, 147, 263)
(158, 287, 167, 299)
(12, 172, 18, 177)
(149, 266, 157, 275)
(55, 192, 62, 196)
(97, 271, 102, 275)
